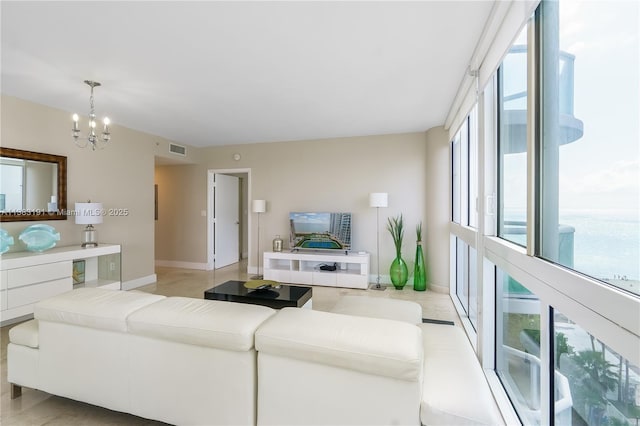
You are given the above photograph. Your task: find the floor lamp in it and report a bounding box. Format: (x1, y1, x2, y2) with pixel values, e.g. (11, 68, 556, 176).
(251, 199, 266, 279)
(369, 193, 388, 291)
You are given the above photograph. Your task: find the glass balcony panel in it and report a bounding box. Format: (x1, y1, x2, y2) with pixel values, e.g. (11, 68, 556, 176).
(553, 309, 639, 426)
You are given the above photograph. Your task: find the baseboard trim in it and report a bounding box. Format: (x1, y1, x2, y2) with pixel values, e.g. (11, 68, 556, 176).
(155, 260, 208, 270)
(428, 284, 449, 294)
(122, 274, 157, 290)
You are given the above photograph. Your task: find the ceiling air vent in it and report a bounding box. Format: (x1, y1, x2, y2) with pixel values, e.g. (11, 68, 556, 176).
(169, 143, 187, 156)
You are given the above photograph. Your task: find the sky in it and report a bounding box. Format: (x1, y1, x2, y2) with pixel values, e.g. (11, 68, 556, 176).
(503, 0, 640, 217)
(558, 0, 639, 214)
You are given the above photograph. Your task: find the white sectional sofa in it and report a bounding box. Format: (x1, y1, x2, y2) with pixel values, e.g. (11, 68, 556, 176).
(8, 288, 503, 426)
(8, 288, 276, 425)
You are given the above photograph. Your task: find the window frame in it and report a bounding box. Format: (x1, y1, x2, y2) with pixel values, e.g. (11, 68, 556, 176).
(449, 4, 640, 424)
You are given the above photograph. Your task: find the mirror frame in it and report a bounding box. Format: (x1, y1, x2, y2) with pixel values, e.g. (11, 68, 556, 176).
(0, 147, 67, 222)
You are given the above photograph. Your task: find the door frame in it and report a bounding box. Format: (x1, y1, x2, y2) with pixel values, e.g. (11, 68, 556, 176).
(207, 168, 252, 271)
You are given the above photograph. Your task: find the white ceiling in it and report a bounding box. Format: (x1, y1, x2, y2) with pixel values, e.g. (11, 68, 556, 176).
(1, 1, 493, 148)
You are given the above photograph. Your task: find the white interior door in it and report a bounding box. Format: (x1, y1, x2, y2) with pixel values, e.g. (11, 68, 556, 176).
(214, 174, 240, 269)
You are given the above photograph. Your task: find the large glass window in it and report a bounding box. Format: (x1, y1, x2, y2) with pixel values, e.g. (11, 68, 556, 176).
(450, 2, 639, 424)
(452, 109, 480, 332)
(455, 240, 478, 330)
(496, 267, 541, 424)
(469, 106, 479, 228)
(553, 309, 639, 426)
(452, 132, 461, 223)
(498, 27, 529, 247)
(451, 114, 478, 228)
(456, 238, 468, 311)
(468, 246, 478, 327)
(538, 0, 639, 295)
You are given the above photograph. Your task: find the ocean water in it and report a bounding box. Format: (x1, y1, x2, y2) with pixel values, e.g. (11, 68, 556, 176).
(504, 209, 639, 282)
(561, 210, 639, 281)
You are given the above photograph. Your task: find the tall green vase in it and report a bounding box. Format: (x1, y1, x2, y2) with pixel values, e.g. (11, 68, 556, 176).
(390, 256, 409, 289)
(413, 242, 427, 291)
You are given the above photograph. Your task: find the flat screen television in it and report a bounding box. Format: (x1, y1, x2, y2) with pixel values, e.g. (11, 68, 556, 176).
(289, 212, 352, 251)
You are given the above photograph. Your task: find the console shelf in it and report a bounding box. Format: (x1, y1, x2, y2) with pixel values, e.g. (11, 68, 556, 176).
(0, 244, 121, 325)
(263, 251, 370, 289)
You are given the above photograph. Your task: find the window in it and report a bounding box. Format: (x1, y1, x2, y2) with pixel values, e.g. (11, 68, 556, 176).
(469, 107, 479, 228)
(498, 27, 529, 247)
(456, 238, 468, 311)
(452, 132, 461, 223)
(553, 309, 639, 426)
(455, 239, 479, 330)
(537, 0, 640, 295)
(451, 113, 478, 227)
(495, 268, 541, 424)
(451, 109, 479, 332)
(449, 2, 639, 424)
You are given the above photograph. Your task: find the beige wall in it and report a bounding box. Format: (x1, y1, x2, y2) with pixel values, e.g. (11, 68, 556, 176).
(186, 133, 432, 285)
(424, 126, 451, 293)
(154, 167, 249, 267)
(2, 95, 451, 290)
(154, 164, 208, 264)
(1, 95, 182, 284)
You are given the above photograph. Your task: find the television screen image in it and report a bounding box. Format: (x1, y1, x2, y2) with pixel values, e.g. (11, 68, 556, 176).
(289, 212, 352, 251)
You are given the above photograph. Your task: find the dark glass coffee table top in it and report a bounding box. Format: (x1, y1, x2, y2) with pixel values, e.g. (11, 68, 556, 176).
(204, 280, 312, 309)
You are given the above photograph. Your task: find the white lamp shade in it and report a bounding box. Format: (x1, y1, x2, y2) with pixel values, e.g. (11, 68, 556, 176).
(369, 193, 388, 208)
(252, 199, 267, 213)
(75, 202, 104, 225)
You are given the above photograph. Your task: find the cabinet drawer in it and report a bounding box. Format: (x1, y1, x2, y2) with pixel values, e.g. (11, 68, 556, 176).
(313, 272, 337, 286)
(0, 270, 7, 290)
(0, 289, 7, 310)
(291, 271, 313, 285)
(264, 269, 291, 283)
(337, 273, 368, 289)
(8, 277, 72, 308)
(8, 261, 71, 288)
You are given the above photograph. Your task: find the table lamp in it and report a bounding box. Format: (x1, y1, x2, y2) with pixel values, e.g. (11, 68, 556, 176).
(75, 202, 103, 247)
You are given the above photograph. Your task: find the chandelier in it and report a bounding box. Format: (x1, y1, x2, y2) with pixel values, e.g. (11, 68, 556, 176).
(72, 80, 111, 150)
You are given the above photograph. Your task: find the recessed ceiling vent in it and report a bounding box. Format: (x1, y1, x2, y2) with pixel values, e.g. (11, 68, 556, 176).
(169, 143, 187, 156)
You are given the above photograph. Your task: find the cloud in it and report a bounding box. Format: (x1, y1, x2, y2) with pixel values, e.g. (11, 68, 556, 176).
(560, 160, 640, 194)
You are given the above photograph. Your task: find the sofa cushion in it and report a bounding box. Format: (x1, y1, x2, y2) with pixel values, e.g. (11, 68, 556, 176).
(420, 323, 504, 426)
(127, 297, 276, 351)
(9, 319, 39, 348)
(330, 295, 423, 324)
(34, 288, 165, 333)
(255, 307, 423, 381)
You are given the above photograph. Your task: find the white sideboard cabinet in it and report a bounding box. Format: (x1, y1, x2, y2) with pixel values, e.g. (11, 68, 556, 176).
(0, 244, 121, 325)
(263, 251, 370, 289)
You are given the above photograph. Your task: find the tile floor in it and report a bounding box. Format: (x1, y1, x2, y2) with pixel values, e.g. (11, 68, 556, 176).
(0, 260, 461, 425)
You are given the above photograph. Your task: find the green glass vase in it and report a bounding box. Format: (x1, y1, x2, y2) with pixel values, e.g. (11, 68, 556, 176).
(390, 256, 409, 289)
(413, 242, 427, 291)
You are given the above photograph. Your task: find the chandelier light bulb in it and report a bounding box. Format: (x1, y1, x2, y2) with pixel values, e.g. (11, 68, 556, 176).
(103, 117, 110, 126)
(72, 113, 79, 122)
(90, 120, 96, 128)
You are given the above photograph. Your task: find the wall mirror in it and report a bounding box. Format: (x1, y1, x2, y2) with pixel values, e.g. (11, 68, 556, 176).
(0, 147, 67, 222)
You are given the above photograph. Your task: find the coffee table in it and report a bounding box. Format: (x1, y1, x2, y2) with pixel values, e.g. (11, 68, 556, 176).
(204, 280, 312, 309)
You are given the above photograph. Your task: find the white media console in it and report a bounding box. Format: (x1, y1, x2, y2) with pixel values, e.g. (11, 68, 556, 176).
(0, 244, 121, 325)
(263, 250, 370, 289)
